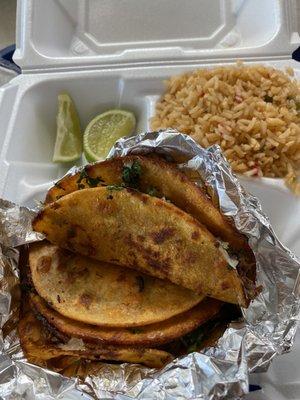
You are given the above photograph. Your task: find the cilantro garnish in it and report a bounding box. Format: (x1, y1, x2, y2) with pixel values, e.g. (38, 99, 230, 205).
(122, 161, 142, 188)
(76, 168, 104, 189)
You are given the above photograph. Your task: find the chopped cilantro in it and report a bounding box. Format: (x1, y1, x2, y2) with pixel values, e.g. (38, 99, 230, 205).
(264, 95, 273, 103)
(77, 169, 89, 183)
(88, 176, 104, 187)
(122, 161, 142, 188)
(76, 168, 104, 189)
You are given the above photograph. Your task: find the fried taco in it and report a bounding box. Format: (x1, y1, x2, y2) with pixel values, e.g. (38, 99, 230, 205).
(30, 293, 222, 347)
(45, 155, 247, 252)
(29, 241, 203, 327)
(45, 155, 256, 300)
(18, 312, 172, 369)
(33, 187, 247, 306)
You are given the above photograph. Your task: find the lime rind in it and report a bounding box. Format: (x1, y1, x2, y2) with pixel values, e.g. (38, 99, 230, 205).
(83, 109, 136, 162)
(53, 93, 82, 163)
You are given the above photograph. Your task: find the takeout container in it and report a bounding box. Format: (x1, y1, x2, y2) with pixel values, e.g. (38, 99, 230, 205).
(0, 1, 299, 399)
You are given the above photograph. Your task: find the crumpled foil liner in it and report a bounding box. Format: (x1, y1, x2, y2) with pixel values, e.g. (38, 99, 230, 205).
(0, 129, 299, 399)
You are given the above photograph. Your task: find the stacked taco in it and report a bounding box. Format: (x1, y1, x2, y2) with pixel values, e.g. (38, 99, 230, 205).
(19, 155, 256, 373)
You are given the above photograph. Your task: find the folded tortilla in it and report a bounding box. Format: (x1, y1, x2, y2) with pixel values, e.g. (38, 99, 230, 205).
(30, 293, 222, 347)
(45, 155, 246, 251)
(18, 312, 173, 369)
(33, 187, 247, 306)
(29, 242, 203, 327)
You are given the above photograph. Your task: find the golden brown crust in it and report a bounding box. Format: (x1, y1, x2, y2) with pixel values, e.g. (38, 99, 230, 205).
(28, 241, 203, 327)
(18, 312, 173, 369)
(30, 293, 222, 347)
(45, 155, 256, 305)
(45, 155, 246, 252)
(33, 187, 247, 306)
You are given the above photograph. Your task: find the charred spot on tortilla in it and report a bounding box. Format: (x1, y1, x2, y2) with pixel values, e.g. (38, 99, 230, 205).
(191, 231, 200, 240)
(151, 228, 176, 244)
(79, 293, 93, 309)
(50, 202, 61, 210)
(37, 256, 52, 274)
(145, 256, 171, 274)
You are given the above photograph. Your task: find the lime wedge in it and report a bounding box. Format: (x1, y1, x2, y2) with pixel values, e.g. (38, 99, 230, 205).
(83, 109, 136, 162)
(52, 93, 82, 163)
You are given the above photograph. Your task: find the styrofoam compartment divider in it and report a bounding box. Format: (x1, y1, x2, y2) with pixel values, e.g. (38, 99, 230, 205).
(0, 1, 300, 399)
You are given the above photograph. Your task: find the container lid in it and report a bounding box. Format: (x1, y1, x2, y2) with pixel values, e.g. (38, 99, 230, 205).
(14, 0, 300, 72)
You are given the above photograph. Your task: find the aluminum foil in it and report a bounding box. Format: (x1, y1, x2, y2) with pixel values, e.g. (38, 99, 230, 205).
(0, 129, 299, 400)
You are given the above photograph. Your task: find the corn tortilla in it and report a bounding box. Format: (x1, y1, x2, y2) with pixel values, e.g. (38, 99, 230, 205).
(33, 187, 247, 305)
(18, 312, 173, 369)
(29, 242, 203, 327)
(45, 155, 246, 252)
(30, 293, 222, 347)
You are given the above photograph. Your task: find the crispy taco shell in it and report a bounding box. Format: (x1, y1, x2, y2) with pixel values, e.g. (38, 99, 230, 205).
(30, 293, 222, 347)
(33, 187, 247, 306)
(45, 155, 246, 252)
(29, 242, 203, 327)
(18, 312, 173, 369)
(45, 155, 256, 302)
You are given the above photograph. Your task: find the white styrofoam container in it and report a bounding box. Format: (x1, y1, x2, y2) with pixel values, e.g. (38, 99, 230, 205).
(0, 1, 299, 398)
